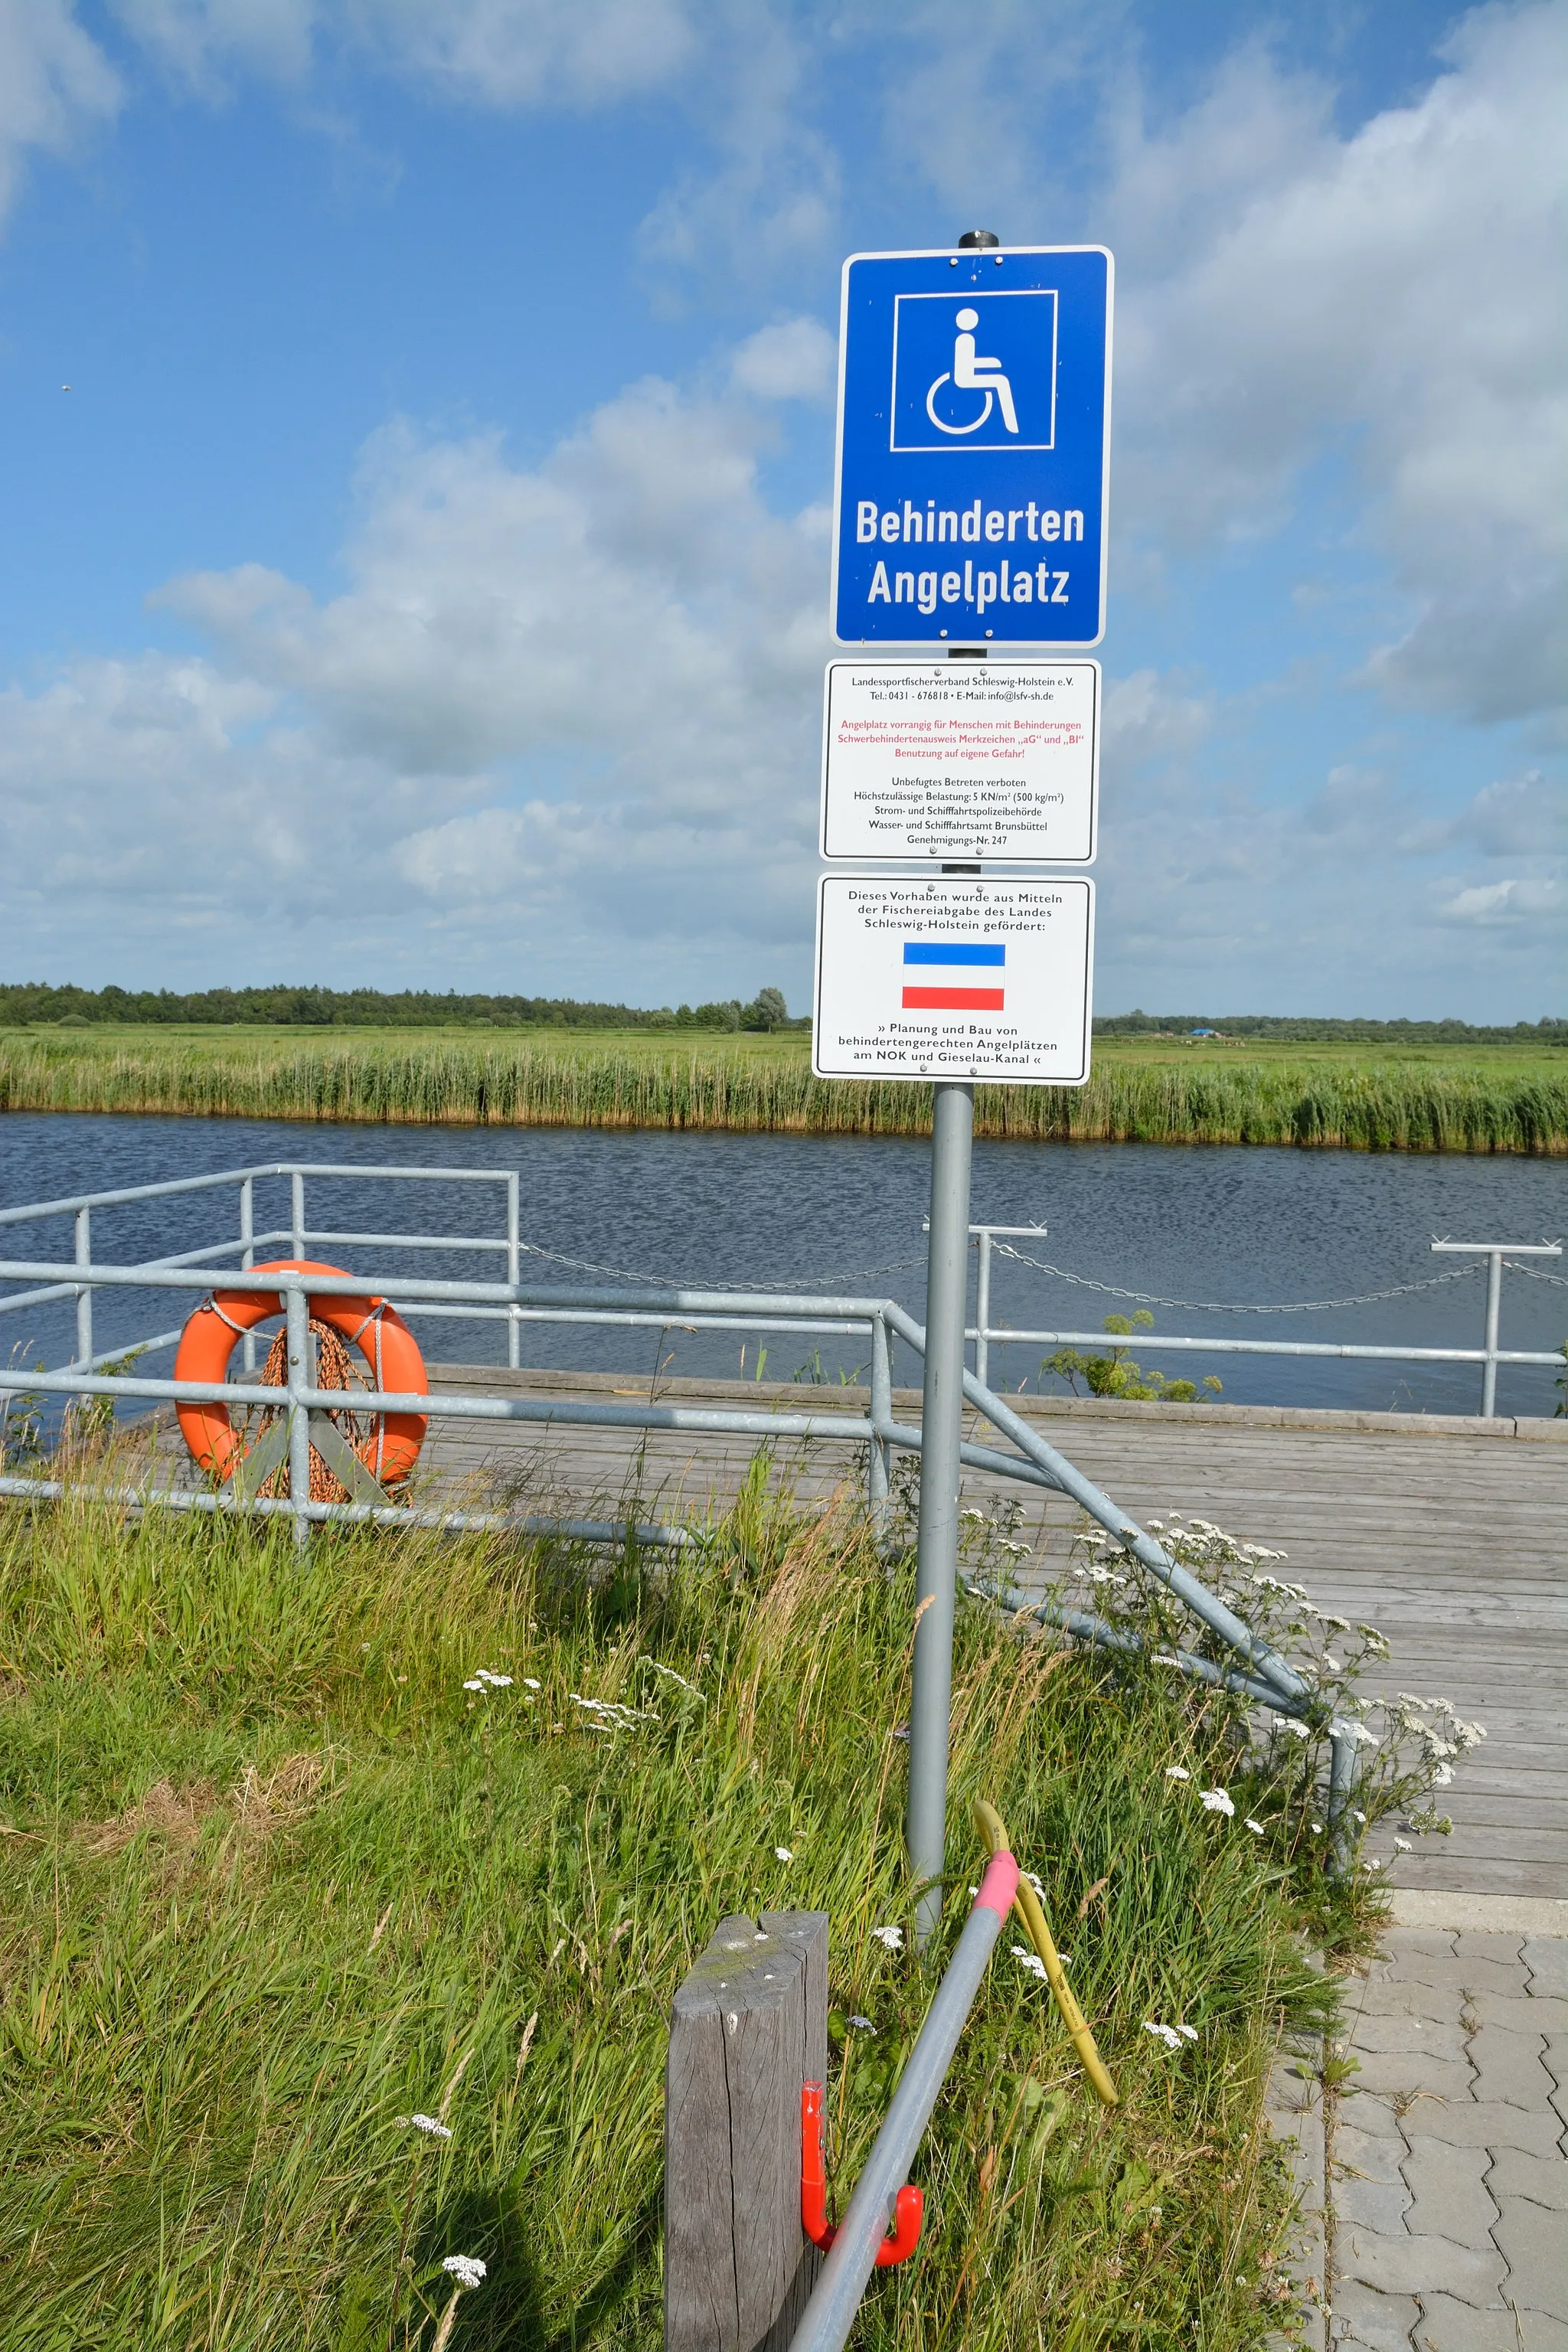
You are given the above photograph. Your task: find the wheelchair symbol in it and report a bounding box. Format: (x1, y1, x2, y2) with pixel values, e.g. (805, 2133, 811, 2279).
(925, 308, 1019, 437)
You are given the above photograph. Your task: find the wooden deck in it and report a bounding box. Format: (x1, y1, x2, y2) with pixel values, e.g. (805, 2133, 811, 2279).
(145, 1363, 1566, 1900)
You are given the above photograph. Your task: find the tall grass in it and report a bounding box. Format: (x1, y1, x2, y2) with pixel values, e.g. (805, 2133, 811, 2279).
(0, 1462, 1334, 2348)
(3, 1033, 1564, 1149)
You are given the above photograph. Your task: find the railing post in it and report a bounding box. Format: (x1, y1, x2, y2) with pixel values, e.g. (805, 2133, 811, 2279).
(665, 1910, 828, 2352)
(908, 1080, 974, 1949)
(868, 1312, 891, 1532)
(975, 1227, 991, 1389)
(1325, 1723, 1356, 1877)
(74, 1205, 93, 1391)
(291, 1169, 305, 1263)
(240, 1177, 256, 1373)
(1481, 1248, 1502, 1419)
(286, 1279, 312, 1551)
(506, 1171, 521, 1370)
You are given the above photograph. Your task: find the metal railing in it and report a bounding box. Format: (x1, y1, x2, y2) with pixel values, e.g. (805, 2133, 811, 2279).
(0, 1157, 1530, 1862)
(960, 1222, 1563, 1414)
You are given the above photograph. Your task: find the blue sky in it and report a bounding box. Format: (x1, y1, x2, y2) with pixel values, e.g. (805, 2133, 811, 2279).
(0, 0, 1562, 1019)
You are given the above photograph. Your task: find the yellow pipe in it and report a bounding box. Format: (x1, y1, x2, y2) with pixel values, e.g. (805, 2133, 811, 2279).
(973, 1797, 1119, 2107)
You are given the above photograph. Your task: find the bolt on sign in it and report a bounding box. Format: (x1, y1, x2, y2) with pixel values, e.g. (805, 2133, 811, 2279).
(812, 874, 1094, 1083)
(819, 658, 1099, 864)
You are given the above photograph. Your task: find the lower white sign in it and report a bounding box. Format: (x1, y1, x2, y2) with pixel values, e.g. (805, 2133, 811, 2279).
(812, 874, 1094, 1083)
(820, 658, 1099, 863)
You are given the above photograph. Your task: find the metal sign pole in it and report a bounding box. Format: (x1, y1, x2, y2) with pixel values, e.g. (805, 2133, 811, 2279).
(907, 1076, 974, 1946)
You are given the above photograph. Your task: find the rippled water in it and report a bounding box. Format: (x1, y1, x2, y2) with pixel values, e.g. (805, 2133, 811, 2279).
(2, 1112, 1563, 1416)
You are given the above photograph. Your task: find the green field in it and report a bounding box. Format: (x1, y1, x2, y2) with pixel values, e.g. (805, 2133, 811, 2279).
(0, 1453, 1375, 2348)
(2, 1024, 1564, 1150)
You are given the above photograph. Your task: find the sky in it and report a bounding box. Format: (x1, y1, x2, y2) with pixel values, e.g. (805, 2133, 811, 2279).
(0, 0, 1562, 1021)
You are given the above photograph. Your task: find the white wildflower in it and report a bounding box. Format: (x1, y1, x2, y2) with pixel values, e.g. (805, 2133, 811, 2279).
(522, 1677, 541, 1690)
(1366, 1857, 1383, 1870)
(648, 1661, 701, 1694)
(1024, 1869, 1047, 1900)
(1310, 1821, 1323, 1834)
(1281, 1720, 1311, 1740)
(775, 1847, 794, 1864)
(1245, 1818, 1265, 1836)
(1433, 1765, 1453, 1787)
(1393, 1837, 1413, 1853)
(1200, 1788, 1235, 1817)
(1011, 1945, 1049, 1981)
(462, 1679, 485, 1692)
(871, 1925, 903, 1952)
(442, 2255, 487, 2289)
(1143, 2021, 1184, 2051)
(1176, 2023, 1198, 2041)
(409, 2114, 452, 2140)
(1352, 1809, 1367, 1825)
(1165, 1766, 1191, 1782)
(846, 2014, 875, 2032)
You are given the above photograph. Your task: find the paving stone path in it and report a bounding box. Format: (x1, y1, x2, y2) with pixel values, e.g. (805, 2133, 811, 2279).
(1327, 1926, 1567, 2350)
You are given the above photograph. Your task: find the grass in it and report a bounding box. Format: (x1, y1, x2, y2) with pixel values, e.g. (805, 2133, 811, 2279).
(0, 1455, 1344, 2349)
(2, 1024, 1565, 1150)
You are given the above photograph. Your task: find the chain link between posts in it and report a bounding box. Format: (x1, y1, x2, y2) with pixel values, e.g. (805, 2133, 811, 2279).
(985, 1241, 1491, 1316)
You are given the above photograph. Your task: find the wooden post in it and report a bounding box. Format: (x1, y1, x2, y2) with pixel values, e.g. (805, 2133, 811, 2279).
(665, 1908, 829, 2352)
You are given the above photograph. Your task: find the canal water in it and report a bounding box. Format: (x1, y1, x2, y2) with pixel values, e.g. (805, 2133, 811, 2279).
(2, 1112, 1563, 1418)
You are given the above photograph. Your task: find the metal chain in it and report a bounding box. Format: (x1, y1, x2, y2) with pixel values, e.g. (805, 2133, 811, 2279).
(1513, 1262, 1568, 1287)
(515, 1239, 929, 1292)
(988, 1241, 1488, 1315)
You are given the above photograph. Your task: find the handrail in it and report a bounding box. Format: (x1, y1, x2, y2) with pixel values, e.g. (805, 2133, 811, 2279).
(787, 1850, 1020, 2352)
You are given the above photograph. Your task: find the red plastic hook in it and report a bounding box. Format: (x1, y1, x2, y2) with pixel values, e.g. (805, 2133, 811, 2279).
(801, 2081, 923, 2268)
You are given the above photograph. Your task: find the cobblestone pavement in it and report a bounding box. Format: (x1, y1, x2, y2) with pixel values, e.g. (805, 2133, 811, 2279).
(1329, 1928, 1567, 2351)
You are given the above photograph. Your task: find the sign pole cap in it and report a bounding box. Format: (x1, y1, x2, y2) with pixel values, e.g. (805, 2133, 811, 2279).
(956, 229, 1001, 248)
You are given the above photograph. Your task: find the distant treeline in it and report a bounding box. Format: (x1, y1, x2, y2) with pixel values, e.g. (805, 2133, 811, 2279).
(2, 982, 1561, 1044)
(0, 982, 803, 1032)
(1096, 1011, 1566, 1044)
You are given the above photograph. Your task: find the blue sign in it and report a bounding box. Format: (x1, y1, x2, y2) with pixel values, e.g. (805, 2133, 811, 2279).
(831, 246, 1112, 646)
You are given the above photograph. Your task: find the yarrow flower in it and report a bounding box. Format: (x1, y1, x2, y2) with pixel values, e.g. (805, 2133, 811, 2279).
(1200, 1788, 1235, 1816)
(1165, 1766, 1191, 1782)
(409, 2113, 452, 2140)
(871, 1925, 903, 1952)
(1245, 1818, 1265, 1836)
(775, 1847, 794, 1864)
(1011, 1945, 1049, 1981)
(1143, 2021, 1184, 2051)
(442, 2255, 486, 2289)
(1393, 1836, 1413, 1853)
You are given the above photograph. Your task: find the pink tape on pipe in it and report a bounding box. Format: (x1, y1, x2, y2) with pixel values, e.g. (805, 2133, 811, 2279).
(975, 1849, 1020, 1918)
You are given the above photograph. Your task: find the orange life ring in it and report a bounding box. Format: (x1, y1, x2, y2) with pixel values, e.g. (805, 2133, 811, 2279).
(174, 1259, 429, 1487)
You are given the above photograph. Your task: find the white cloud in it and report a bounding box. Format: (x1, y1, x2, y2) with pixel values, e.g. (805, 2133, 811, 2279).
(1110, 3, 1568, 725)
(0, 0, 120, 226)
(730, 316, 836, 403)
(109, 0, 693, 104)
(2, 373, 828, 991)
(1436, 876, 1560, 926)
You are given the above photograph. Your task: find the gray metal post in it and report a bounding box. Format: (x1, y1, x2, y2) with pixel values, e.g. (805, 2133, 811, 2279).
(290, 1170, 305, 1263)
(868, 1312, 892, 1531)
(240, 1177, 256, 1373)
(1325, 1723, 1356, 1877)
(506, 1171, 521, 1370)
(286, 1280, 312, 1551)
(74, 1206, 93, 1392)
(975, 1227, 991, 1389)
(1481, 1249, 1503, 1419)
(907, 1081, 974, 1945)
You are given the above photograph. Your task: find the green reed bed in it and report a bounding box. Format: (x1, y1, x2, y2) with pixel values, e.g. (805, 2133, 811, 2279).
(0, 1462, 1343, 2350)
(2, 1032, 1564, 1149)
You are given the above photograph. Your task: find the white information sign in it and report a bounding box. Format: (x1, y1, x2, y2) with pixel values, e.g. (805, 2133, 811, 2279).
(820, 659, 1099, 863)
(812, 874, 1094, 1083)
